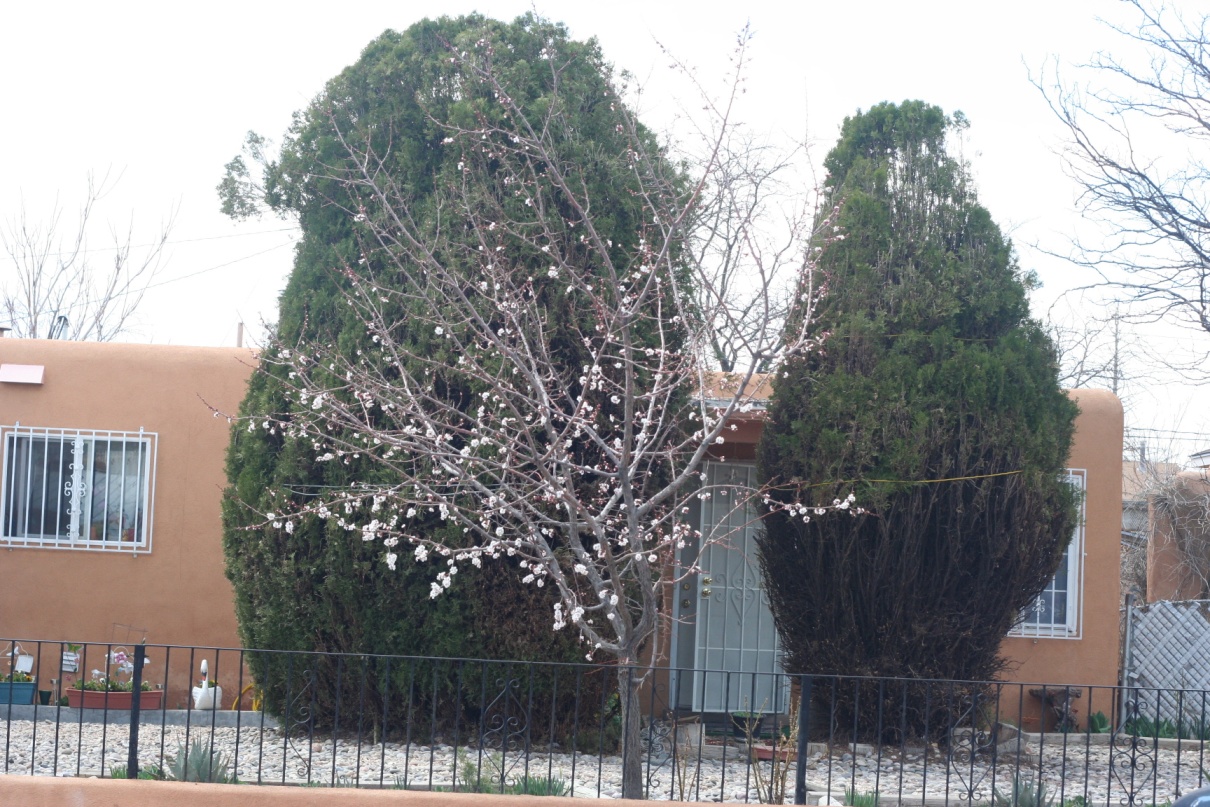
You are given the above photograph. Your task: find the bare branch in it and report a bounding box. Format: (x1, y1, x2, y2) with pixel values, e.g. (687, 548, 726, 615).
(1036, 1, 1210, 359)
(1, 171, 176, 341)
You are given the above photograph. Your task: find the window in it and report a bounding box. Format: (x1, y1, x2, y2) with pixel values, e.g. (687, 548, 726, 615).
(1010, 469, 1086, 639)
(1, 425, 156, 552)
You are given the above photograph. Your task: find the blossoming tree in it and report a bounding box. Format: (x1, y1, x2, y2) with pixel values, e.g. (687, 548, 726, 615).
(222, 15, 836, 797)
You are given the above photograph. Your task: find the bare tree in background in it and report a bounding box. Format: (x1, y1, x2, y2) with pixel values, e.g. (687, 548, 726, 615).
(1043, 300, 1165, 416)
(1048, 311, 1125, 390)
(1, 172, 174, 341)
(1040, 0, 1210, 376)
(689, 128, 817, 372)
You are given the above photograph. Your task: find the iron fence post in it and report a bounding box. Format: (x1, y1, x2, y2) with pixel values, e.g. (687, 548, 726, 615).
(795, 675, 813, 805)
(126, 644, 146, 779)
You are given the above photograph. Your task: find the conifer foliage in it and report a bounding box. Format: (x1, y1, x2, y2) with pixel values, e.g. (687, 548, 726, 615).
(756, 102, 1079, 731)
(219, 14, 659, 731)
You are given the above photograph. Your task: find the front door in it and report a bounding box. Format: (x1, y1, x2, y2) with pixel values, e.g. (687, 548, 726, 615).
(692, 462, 786, 714)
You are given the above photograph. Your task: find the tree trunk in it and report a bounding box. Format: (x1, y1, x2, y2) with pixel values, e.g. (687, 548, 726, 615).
(617, 666, 645, 800)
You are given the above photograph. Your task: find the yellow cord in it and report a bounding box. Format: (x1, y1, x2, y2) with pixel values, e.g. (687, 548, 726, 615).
(784, 469, 1026, 490)
(231, 682, 263, 712)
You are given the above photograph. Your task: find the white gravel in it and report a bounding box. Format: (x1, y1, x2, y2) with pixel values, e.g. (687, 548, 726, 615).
(2, 717, 1206, 803)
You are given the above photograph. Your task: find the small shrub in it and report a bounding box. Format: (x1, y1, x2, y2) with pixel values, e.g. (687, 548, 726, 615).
(1088, 711, 1111, 734)
(845, 788, 881, 807)
(1124, 715, 1210, 741)
(109, 763, 163, 780)
(508, 775, 570, 797)
(749, 705, 799, 805)
(1181, 720, 1210, 741)
(1124, 716, 1160, 737)
(994, 776, 1055, 807)
(450, 751, 567, 797)
(453, 751, 504, 794)
(301, 775, 359, 788)
(167, 737, 238, 784)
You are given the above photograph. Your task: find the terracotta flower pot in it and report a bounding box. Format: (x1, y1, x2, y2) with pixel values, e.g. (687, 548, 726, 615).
(749, 742, 794, 762)
(66, 688, 164, 710)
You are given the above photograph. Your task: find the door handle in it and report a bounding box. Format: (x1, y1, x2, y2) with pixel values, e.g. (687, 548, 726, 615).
(701, 587, 712, 598)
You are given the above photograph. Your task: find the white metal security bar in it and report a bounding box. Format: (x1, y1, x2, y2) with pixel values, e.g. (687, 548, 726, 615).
(0, 424, 157, 553)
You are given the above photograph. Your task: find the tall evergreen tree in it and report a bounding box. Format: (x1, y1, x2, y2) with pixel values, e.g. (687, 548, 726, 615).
(756, 101, 1079, 732)
(219, 14, 663, 731)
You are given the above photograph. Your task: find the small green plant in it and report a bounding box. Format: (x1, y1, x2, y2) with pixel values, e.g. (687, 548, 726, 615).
(448, 751, 565, 796)
(453, 752, 499, 793)
(1088, 712, 1111, 734)
(845, 788, 881, 807)
(109, 763, 164, 780)
(1064, 796, 1088, 807)
(301, 779, 365, 788)
(509, 775, 570, 797)
(993, 776, 1055, 807)
(1124, 715, 1210, 741)
(167, 737, 237, 784)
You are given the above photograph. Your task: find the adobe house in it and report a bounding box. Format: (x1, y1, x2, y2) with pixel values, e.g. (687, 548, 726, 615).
(1, 339, 1122, 727)
(0, 338, 252, 705)
(667, 384, 1123, 729)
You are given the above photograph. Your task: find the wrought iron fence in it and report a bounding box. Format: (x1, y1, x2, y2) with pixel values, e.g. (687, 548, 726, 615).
(3, 638, 1210, 803)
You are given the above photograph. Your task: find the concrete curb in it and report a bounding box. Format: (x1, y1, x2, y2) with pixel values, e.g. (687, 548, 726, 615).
(1, 704, 279, 728)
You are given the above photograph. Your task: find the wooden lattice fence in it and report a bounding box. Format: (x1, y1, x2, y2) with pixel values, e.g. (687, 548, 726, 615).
(1126, 599, 1210, 722)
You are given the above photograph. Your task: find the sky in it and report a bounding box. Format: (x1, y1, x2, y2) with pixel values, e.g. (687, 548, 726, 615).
(1, 0, 1208, 461)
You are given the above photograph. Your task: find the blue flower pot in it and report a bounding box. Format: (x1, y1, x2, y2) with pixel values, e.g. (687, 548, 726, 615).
(0, 681, 36, 704)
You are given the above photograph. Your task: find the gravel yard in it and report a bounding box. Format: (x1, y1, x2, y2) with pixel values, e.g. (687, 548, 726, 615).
(3, 715, 1206, 803)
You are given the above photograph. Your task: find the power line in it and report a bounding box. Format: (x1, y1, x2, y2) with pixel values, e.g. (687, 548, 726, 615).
(1127, 427, 1208, 438)
(143, 241, 293, 292)
(25, 240, 295, 319)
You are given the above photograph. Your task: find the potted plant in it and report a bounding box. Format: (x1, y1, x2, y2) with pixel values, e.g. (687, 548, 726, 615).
(66, 649, 163, 710)
(0, 670, 36, 705)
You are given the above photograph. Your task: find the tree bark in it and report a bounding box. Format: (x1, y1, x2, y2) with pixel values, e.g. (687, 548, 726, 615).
(617, 665, 645, 800)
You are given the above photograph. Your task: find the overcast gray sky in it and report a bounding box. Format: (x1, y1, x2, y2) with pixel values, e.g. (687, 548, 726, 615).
(2, 1, 1207, 459)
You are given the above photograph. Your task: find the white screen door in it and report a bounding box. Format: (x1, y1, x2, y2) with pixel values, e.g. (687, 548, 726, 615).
(693, 462, 786, 713)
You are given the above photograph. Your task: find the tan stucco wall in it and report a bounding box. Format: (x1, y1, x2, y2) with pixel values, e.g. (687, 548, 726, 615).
(0, 776, 671, 807)
(1147, 510, 1190, 601)
(0, 339, 254, 703)
(998, 388, 1123, 726)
